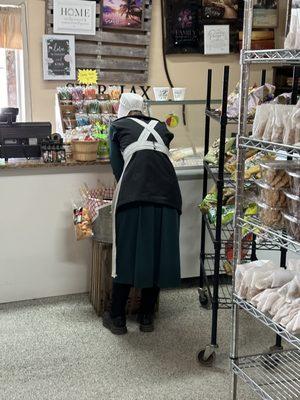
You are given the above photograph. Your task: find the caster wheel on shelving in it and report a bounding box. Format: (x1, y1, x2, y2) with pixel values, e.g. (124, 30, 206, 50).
(198, 289, 211, 309)
(197, 349, 216, 367)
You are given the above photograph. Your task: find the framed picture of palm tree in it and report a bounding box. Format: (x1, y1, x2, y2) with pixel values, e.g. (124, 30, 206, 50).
(102, 0, 145, 30)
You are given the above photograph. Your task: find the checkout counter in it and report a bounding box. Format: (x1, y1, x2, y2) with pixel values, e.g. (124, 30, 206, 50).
(0, 108, 204, 303)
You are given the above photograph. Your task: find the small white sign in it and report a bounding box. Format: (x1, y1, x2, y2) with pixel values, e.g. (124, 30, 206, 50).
(53, 0, 96, 35)
(204, 25, 230, 55)
(43, 34, 76, 80)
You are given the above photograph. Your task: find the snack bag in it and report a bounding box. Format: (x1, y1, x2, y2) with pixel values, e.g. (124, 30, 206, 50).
(252, 104, 272, 140)
(262, 105, 275, 141)
(73, 204, 93, 240)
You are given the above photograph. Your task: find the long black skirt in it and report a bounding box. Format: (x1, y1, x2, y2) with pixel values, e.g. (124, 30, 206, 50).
(114, 202, 181, 289)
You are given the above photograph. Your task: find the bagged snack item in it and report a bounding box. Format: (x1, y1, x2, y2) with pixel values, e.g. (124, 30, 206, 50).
(282, 211, 300, 241)
(260, 161, 290, 188)
(75, 113, 89, 127)
(257, 200, 284, 229)
(87, 100, 100, 114)
(207, 205, 235, 226)
(291, 107, 300, 145)
(255, 180, 286, 207)
(204, 137, 236, 165)
(283, 108, 295, 145)
(84, 86, 97, 100)
(111, 100, 120, 114)
(252, 104, 273, 139)
(287, 168, 300, 196)
(271, 92, 292, 105)
(285, 9, 298, 49)
(262, 105, 275, 141)
(108, 86, 121, 100)
(73, 205, 93, 240)
(243, 153, 275, 180)
(256, 269, 295, 291)
(282, 189, 300, 218)
(70, 86, 84, 102)
(271, 105, 284, 143)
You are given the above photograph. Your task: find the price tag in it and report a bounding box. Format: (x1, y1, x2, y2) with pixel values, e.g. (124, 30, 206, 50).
(77, 69, 98, 85)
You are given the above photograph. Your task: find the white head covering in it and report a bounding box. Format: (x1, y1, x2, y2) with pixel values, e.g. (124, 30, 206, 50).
(117, 93, 144, 119)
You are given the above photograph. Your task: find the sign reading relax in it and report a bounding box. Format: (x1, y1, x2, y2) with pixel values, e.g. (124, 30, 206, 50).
(53, 0, 96, 36)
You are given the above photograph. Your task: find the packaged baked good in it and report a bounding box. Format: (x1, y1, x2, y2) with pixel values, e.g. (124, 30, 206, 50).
(252, 104, 273, 140)
(287, 168, 300, 197)
(258, 201, 284, 229)
(271, 105, 291, 143)
(282, 189, 300, 218)
(282, 211, 300, 241)
(260, 161, 290, 188)
(262, 105, 275, 141)
(255, 180, 287, 208)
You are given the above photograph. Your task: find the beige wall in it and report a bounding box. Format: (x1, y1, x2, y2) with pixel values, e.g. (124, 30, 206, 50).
(26, 0, 285, 148)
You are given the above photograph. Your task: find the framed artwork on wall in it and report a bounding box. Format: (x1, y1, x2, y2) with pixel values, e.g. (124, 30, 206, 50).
(202, 0, 239, 21)
(53, 0, 96, 35)
(101, 0, 145, 30)
(43, 35, 76, 80)
(164, 0, 200, 54)
(253, 0, 278, 28)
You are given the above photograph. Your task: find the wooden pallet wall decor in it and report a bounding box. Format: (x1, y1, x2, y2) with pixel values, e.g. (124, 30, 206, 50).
(45, 0, 152, 84)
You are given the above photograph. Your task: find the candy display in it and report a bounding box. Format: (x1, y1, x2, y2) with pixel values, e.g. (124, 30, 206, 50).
(57, 85, 120, 137)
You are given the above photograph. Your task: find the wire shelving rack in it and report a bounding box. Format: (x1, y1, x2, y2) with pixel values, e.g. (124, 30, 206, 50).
(197, 65, 278, 366)
(230, 1, 300, 399)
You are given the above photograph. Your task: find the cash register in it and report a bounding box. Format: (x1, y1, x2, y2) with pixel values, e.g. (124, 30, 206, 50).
(0, 108, 51, 161)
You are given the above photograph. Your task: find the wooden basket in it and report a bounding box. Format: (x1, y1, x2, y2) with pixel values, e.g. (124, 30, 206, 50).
(90, 240, 159, 316)
(72, 140, 99, 162)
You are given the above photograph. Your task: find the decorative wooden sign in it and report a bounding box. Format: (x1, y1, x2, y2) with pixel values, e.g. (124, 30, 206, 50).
(45, 0, 152, 84)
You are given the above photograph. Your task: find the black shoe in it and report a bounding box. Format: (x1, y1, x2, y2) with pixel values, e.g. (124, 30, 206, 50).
(138, 313, 155, 332)
(103, 312, 127, 335)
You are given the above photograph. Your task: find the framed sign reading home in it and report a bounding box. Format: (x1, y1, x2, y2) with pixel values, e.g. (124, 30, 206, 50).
(53, 0, 96, 35)
(43, 34, 76, 80)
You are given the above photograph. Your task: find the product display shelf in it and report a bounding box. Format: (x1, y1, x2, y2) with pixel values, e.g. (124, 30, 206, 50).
(234, 295, 300, 350)
(232, 350, 300, 400)
(203, 160, 235, 188)
(242, 49, 300, 64)
(231, 2, 300, 399)
(200, 254, 232, 310)
(198, 65, 270, 367)
(238, 216, 300, 254)
(240, 137, 300, 158)
(205, 109, 254, 126)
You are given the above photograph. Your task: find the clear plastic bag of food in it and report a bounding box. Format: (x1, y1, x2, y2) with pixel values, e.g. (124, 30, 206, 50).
(73, 203, 93, 241)
(262, 105, 275, 141)
(252, 104, 273, 140)
(271, 105, 291, 143)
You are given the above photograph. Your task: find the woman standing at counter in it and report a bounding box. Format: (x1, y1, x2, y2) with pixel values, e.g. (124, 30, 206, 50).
(103, 93, 182, 335)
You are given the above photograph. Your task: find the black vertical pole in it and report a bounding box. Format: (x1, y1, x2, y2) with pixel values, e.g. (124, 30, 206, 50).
(211, 65, 229, 346)
(200, 69, 212, 290)
(261, 69, 267, 86)
(291, 66, 300, 105)
(251, 68, 266, 262)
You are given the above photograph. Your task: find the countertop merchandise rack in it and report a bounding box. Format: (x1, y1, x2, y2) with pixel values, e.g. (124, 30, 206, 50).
(231, 1, 300, 400)
(197, 65, 279, 366)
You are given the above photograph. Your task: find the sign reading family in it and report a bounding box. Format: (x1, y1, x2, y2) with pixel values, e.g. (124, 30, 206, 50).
(53, 0, 96, 35)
